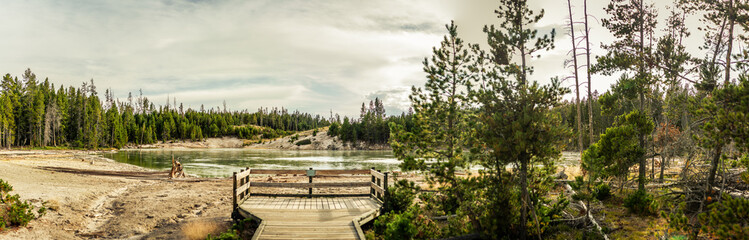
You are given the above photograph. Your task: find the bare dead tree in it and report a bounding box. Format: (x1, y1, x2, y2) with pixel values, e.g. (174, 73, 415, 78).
(584, 0, 594, 146)
(567, 0, 583, 154)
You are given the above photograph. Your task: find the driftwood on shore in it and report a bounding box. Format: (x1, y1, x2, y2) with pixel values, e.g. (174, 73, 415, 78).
(169, 155, 185, 179)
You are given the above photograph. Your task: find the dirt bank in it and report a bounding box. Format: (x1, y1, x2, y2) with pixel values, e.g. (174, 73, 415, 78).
(245, 127, 391, 151)
(0, 150, 233, 240)
(126, 137, 244, 149)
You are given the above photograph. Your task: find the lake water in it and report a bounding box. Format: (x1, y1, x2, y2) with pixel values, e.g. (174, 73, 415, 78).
(101, 149, 581, 178)
(101, 149, 400, 178)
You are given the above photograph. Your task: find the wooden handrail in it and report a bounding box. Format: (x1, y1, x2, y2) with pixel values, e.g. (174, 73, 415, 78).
(233, 167, 252, 210)
(248, 169, 371, 175)
(232, 167, 389, 209)
(250, 181, 370, 188)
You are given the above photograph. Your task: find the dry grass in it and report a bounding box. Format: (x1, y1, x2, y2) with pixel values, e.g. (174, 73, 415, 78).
(181, 220, 225, 240)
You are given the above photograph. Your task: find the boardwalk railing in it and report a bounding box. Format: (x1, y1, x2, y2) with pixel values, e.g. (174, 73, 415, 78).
(370, 168, 388, 206)
(232, 167, 389, 211)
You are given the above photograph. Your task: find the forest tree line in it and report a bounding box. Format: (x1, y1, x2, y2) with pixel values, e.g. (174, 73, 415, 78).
(327, 98, 415, 145)
(0, 70, 332, 149)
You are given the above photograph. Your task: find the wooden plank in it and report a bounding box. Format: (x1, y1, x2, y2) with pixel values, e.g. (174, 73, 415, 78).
(317, 169, 370, 175)
(248, 169, 370, 176)
(235, 183, 251, 198)
(370, 182, 385, 195)
(250, 193, 370, 198)
(250, 181, 370, 188)
(250, 169, 306, 175)
(370, 169, 385, 179)
(236, 168, 252, 180)
(248, 169, 370, 175)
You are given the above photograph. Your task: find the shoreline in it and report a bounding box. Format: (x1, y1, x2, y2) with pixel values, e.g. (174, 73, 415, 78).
(0, 150, 233, 240)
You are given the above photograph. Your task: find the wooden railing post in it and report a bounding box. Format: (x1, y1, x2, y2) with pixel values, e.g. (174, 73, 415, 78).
(383, 172, 388, 209)
(308, 167, 313, 198)
(244, 167, 250, 198)
(232, 171, 238, 210)
(370, 167, 375, 197)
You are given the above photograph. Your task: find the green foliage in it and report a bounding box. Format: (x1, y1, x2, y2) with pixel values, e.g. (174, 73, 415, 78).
(698, 195, 749, 239)
(372, 206, 441, 240)
(594, 183, 611, 201)
(383, 179, 417, 214)
(583, 110, 652, 184)
(0, 179, 44, 230)
(288, 134, 299, 142)
(0, 69, 332, 149)
(294, 139, 311, 146)
(206, 218, 257, 240)
(624, 190, 656, 215)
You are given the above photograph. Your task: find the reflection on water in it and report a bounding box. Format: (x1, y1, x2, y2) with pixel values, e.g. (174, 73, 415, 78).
(101, 149, 581, 178)
(101, 149, 400, 178)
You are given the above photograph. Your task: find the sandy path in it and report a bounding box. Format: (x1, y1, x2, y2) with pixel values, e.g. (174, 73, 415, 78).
(0, 151, 232, 240)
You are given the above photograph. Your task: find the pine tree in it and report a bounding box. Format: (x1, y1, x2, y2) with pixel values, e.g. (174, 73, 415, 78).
(594, 0, 659, 191)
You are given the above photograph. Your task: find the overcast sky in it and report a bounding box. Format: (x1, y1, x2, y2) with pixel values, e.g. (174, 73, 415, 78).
(0, 0, 719, 117)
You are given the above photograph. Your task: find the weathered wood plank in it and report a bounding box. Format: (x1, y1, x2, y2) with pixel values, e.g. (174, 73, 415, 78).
(249, 169, 370, 175)
(250, 181, 370, 188)
(250, 193, 370, 198)
(236, 168, 252, 180)
(371, 182, 385, 195)
(370, 169, 385, 179)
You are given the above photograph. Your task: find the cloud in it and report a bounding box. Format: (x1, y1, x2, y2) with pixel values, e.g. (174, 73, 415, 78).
(0, 0, 451, 117)
(0, 0, 713, 118)
(365, 87, 413, 116)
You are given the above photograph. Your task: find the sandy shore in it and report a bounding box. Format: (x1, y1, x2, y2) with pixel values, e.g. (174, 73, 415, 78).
(127, 127, 390, 151)
(0, 150, 233, 240)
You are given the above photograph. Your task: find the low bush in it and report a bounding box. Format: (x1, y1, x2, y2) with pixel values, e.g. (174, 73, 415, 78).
(624, 190, 656, 215)
(594, 183, 611, 201)
(371, 206, 440, 240)
(0, 179, 45, 231)
(206, 218, 257, 240)
(698, 194, 749, 239)
(295, 139, 312, 146)
(384, 180, 418, 214)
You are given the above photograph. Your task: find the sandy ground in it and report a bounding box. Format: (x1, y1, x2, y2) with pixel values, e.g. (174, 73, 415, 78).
(0, 151, 233, 240)
(127, 137, 244, 149)
(245, 127, 390, 151)
(127, 127, 390, 151)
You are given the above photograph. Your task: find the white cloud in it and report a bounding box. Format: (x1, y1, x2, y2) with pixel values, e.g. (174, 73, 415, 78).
(0, 0, 721, 117)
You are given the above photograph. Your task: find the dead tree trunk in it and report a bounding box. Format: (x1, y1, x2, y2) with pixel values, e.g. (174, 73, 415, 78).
(567, 0, 583, 155)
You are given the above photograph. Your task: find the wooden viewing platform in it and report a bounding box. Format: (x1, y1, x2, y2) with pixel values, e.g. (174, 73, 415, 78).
(231, 168, 389, 240)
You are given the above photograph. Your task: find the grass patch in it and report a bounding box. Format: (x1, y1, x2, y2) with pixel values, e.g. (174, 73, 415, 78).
(600, 192, 669, 239)
(206, 218, 258, 240)
(182, 220, 224, 240)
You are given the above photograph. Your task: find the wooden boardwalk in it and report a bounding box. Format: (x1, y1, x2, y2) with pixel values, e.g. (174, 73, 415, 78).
(231, 168, 388, 240)
(238, 197, 381, 240)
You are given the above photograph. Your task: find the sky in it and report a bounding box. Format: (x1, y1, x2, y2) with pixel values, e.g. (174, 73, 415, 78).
(0, 0, 717, 117)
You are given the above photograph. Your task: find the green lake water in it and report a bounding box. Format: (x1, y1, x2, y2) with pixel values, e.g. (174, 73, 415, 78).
(101, 149, 580, 178)
(101, 149, 400, 178)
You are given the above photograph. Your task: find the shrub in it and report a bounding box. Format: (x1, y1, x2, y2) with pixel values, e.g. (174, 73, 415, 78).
(372, 206, 440, 240)
(295, 139, 312, 146)
(698, 195, 749, 239)
(624, 190, 655, 215)
(384, 180, 417, 214)
(206, 218, 257, 240)
(0, 179, 44, 230)
(594, 183, 611, 201)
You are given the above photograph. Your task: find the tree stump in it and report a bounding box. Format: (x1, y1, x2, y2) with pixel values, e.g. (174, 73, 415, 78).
(170, 155, 185, 179)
